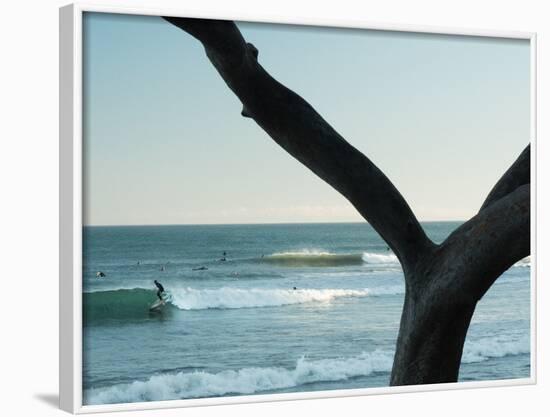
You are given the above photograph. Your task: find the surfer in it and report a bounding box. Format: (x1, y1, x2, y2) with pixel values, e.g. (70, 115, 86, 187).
(193, 266, 208, 271)
(96, 271, 106, 278)
(154, 280, 165, 301)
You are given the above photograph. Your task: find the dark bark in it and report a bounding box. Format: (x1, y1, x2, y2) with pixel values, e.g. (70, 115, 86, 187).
(163, 17, 531, 386)
(480, 145, 530, 212)
(391, 183, 530, 385)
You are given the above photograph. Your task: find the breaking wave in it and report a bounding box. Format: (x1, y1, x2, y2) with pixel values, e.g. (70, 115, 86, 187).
(84, 350, 394, 404)
(261, 250, 399, 267)
(83, 285, 404, 325)
(84, 330, 530, 405)
(168, 287, 387, 310)
(361, 252, 399, 264)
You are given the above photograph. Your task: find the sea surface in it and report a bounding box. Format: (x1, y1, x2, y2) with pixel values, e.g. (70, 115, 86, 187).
(82, 222, 531, 405)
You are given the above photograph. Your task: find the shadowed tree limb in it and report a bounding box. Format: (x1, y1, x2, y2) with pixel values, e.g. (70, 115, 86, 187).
(390, 183, 529, 385)
(436, 183, 530, 299)
(480, 144, 530, 212)
(163, 16, 433, 273)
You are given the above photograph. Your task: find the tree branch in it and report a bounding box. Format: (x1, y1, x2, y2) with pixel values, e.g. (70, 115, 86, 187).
(436, 183, 529, 301)
(163, 16, 433, 271)
(480, 144, 530, 212)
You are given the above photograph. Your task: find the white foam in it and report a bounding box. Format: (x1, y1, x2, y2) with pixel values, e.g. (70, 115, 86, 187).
(168, 287, 375, 310)
(513, 256, 531, 268)
(265, 250, 400, 266)
(361, 252, 399, 264)
(84, 350, 394, 404)
(83, 285, 150, 294)
(269, 249, 335, 257)
(462, 334, 530, 364)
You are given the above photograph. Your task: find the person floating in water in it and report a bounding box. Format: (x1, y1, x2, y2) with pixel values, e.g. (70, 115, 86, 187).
(192, 266, 208, 271)
(96, 271, 106, 278)
(154, 280, 165, 301)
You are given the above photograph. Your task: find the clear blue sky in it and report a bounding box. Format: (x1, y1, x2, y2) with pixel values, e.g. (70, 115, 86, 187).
(83, 12, 530, 226)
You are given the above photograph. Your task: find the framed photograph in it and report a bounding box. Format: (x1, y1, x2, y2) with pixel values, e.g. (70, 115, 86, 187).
(59, 2, 536, 413)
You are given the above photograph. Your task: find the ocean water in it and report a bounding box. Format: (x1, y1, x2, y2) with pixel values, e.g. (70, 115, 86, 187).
(82, 222, 531, 405)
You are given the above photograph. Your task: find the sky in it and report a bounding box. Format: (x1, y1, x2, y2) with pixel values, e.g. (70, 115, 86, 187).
(82, 12, 530, 226)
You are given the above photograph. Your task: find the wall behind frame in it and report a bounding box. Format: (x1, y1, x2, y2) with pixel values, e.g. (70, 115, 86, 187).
(0, 0, 548, 416)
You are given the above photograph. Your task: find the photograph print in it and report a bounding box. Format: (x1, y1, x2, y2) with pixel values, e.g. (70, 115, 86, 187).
(82, 11, 532, 406)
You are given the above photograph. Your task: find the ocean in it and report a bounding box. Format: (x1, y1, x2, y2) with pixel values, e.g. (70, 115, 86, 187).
(82, 222, 531, 405)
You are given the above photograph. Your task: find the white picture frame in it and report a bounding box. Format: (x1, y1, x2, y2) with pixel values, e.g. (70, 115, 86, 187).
(59, 1, 537, 413)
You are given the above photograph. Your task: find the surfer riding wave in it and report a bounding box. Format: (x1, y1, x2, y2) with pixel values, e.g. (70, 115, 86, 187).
(154, 280, 165, 301)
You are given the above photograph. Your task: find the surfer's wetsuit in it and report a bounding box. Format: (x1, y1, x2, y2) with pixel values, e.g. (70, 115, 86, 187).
(154, 280, 165, 301)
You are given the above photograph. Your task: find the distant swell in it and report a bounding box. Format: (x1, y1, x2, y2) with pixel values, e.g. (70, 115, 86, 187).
(261, 250, 398, 267)
(84, 350, 394, 405)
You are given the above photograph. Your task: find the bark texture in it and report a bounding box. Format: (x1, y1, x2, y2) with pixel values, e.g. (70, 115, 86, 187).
(163, 17, 531, 386)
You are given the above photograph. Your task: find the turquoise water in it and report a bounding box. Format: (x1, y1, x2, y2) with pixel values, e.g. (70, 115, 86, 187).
(82, 222, 530, 405)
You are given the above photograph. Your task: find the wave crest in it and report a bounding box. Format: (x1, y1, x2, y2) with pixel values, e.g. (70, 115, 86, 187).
(169, 287, 375, 310)
(84, 350, 394, 404)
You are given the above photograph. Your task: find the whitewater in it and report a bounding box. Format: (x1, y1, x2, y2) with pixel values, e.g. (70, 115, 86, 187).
(82, 222, 531, 405)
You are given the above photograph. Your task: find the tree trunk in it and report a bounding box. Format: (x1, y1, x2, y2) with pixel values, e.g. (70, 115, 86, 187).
(391, 270, 477, 385)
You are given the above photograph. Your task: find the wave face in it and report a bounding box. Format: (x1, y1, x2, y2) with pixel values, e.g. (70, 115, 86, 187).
(83, 288, 162, 324)
(261, 250, 399, 267)
(84, 350, 394, 404)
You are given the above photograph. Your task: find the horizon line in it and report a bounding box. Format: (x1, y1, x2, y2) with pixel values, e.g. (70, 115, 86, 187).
(83, 219, 467, 227)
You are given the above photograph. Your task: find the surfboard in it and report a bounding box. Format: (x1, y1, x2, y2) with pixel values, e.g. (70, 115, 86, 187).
(149, 298, 166, 312)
